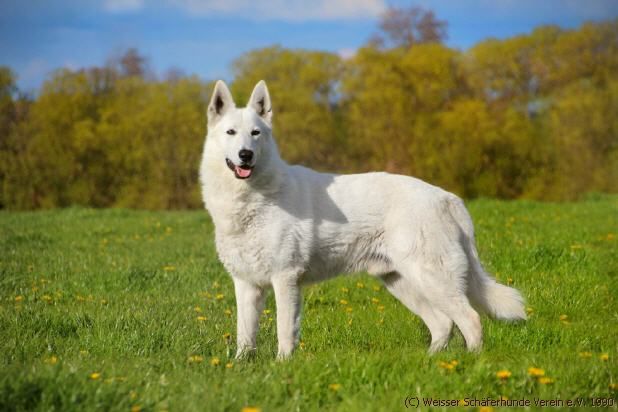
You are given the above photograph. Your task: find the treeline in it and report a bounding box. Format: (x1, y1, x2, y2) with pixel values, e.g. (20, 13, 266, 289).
(1, 14, 617, 209)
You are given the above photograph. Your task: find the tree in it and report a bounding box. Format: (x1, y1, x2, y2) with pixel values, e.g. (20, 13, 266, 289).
(369, 6, 447, 49)
(231, 47, 344, 171)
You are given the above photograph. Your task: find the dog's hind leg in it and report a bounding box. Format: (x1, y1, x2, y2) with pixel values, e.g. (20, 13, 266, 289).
(394, 255, 483, 352)
(381, 272, 453, 353)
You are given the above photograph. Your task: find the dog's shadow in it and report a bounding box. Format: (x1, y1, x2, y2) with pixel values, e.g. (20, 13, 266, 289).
(273, 168, 349, 225)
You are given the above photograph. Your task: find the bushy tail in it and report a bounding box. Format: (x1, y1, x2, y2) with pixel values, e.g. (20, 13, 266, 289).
(446, 196, 527, 321)
(468, 270, 527, 320)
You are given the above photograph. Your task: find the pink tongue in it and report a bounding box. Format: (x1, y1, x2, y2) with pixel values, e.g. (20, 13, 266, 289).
(235, 166, 252, 178)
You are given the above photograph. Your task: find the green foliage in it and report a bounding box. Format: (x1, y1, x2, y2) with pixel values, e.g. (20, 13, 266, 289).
(0, 197, 616, 410)
(1, 20, 617, 209)
(232, 46, 344, 170)
(1, 69, 208, 209)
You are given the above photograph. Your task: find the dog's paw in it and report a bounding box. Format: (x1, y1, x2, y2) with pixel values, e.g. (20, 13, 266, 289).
(276, 347, 295, 361)
(235, 347, 257, 360)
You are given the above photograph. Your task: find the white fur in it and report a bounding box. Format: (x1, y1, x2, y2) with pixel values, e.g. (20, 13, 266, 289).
(200, 80, 526, 359)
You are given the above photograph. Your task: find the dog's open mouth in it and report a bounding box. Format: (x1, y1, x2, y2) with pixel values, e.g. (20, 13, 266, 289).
(226, 158, 253, 179)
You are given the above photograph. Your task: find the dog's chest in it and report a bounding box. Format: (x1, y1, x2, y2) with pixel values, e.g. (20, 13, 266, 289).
(209, 199, 301, 285)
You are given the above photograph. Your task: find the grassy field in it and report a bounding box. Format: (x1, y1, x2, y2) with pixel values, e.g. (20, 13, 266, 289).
(1, 196, 617, 411)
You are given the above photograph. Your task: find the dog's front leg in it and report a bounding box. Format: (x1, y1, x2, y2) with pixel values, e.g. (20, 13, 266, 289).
(272, 275, 302, 360)
(233, 276, 265, 358)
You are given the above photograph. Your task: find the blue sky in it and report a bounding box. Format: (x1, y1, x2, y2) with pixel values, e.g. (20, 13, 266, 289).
(1, 0, 617, 92)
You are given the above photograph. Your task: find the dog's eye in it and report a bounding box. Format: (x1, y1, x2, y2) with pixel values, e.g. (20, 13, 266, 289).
(251, 129, 261, 136)
(226, 129, 236, 135)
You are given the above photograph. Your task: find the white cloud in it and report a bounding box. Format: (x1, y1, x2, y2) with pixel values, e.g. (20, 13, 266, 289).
(103, 0, 144, 13)
(166, 0, 385, 21)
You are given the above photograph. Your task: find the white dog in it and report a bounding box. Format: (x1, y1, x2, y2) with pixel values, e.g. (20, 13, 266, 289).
(200, 80, 526, 359)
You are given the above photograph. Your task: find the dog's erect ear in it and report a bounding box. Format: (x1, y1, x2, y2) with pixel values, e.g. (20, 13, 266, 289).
(248, 80, 272, 125)
(207, 80, 235, 127)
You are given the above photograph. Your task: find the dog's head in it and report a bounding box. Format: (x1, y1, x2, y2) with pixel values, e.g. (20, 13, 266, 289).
(206, 80, 273, 180)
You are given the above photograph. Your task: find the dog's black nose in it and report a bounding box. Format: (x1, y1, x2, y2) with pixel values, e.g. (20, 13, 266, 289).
(238, 149, 253, 163)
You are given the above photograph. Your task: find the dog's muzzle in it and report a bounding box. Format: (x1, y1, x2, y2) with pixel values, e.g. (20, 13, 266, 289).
(226, 158, 254, 179)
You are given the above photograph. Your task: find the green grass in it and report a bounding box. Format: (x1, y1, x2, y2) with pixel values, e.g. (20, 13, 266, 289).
(1, 196, 617, 411)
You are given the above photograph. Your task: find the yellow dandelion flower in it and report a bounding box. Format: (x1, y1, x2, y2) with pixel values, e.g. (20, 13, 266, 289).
(215, 293, 224, 300)
(241, 407, 261, 412)
(371, 297, 380, 304)
(377, 305, 385, 311)
(340, 287, 349, 293)
(100, 299, 107, 305)
(339, 299, 348, 305)
(345, 307, 353, 313)
(45, 356, 58, 365)
(538, 377, 554, 385)
(224, 309, 232, 316)
(263, 309, 271, 315)
(131, 405, 141, 412)
(528, 367, 545, 377)
(458, 399, 467, 406)
(14, 295, 23, 302)
(328, 383, 341, 392)
(225, 362, 233, 369)
(356, 282, 364, 289)
(507, 277, 513, 285)
(42, 295, 52, 302)
(559, 314, 568, 321)
(89, 372, 101, 380)
(196, 316, 207, 321)
(526, 307, 534, 314)
(609, 383, 618, 390)
(194, 306, 202, 313)
(438, 361, 454, 370)
(188, 355, 204, 363)
(579, 351, 592, 358)
(372, 286, 380, 291)
(438, 360, 458, 371)
(606, 233, 615, 241)
(496, 370, 512, 380)
(479, 407, 494, 412)
(163, 265, 176, 271)
(210, 357, 220, 366)
(600, 353, 609, 361)
(212, 281, 220, 289)
(299, 341, 306, 349)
